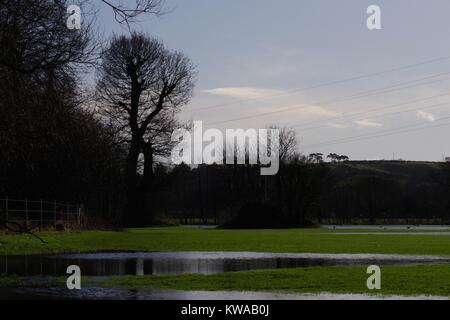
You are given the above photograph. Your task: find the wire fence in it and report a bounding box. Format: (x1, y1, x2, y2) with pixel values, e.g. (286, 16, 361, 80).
(0, 197, 82, 230)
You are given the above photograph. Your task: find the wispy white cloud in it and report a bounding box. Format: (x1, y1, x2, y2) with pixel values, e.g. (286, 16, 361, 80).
(297, 105, 339, 118)
(416, 110, 435, 122)
(327, 123, 348, 129)
(354, 119, 383, 128)
(203, 87, 283, 100)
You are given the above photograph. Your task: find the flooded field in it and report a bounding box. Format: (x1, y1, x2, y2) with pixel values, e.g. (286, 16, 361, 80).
(1, 251, 450, 276)
(2, 228, 450, 300)
(0, 286, 448, 300)
(322, 225, 450, 230)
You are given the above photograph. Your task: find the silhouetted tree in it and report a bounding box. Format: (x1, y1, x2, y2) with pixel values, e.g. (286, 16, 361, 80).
(0, 0, 125, 223)
(96, 32, 196, 225)
(308, 153, 324, 163)
(327, 153, 349, 163)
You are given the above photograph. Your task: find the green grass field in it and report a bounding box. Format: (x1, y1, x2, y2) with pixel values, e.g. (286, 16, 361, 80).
(2, 227, 450, 296)
(2, 227, 450, 255)
(2, 264, 450, 296)
(102, 263, 450, 296)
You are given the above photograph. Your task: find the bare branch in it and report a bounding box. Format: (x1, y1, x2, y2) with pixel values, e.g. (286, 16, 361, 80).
(101, 0, 166, 26)
(0, 220, 48, 244)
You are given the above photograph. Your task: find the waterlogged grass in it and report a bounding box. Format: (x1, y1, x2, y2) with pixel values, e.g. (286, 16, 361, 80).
(0, 275, 25, 287)
(101, 263, 450, 296)
(0, 275, 93, 288)
(2, 227, 450, 255)
(2, 227, 450, 296)
(2, 263, 450, 296)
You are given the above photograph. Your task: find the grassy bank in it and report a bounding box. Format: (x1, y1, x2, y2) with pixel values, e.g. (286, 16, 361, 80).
(102, 263, 450, 296)
(2, 227, 450, 255)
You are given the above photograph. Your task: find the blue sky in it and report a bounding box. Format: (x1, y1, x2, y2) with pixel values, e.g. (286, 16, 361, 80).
(96, 0, 450, 161)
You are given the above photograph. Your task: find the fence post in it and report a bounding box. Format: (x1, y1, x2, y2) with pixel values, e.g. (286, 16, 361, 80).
(25, 198, 28, 227)
(40, 200, 43, 231)
(78, 204, 81, 228)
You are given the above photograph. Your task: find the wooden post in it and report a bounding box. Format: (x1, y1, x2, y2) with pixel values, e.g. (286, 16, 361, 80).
(78, 205, 81, 227)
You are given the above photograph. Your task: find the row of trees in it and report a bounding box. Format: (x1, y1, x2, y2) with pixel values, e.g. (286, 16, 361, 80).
(3, 1, 449, 228)
(308, 153, 349, 163)
(0, 0, 197, 226)
(151, 160, 450, 226)
(0, 0, 122, 221)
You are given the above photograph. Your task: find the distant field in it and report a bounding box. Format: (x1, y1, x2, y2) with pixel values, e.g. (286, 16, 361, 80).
(2, 226, 450, 255)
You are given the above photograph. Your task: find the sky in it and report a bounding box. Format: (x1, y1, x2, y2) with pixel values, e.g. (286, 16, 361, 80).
(96, 0, 450, 161)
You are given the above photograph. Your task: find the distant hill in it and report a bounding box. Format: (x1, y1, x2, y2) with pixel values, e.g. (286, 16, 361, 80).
(327, 160, 444, 183)
(318, 160, 450, 224)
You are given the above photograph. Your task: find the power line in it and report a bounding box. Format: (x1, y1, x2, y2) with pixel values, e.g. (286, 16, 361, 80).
(304, 119, 447, 149)
(302, 115, 450, 150)
(205, 74, 450, 126)
(295, 98, 450, 132)
(190, 55, 450, 112)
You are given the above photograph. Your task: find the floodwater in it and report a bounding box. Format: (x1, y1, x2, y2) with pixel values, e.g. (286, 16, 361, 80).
(327, 232, 450, 235)
(322, 225, 450, 230)
(1, 251, 450, 277)
(0, 287, 447, 300)
(1, 251, 450, 300)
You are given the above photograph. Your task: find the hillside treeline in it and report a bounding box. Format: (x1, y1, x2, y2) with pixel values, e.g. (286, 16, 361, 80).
(152, 160, 450, 226)
(2, 1, 450, 228)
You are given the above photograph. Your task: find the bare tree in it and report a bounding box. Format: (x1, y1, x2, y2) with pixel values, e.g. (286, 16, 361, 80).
(266, 125, 298, 162)
(266, 125, 298, 219)
(0, 0, 96, 74)
(96, 32, 196, 225)
(0, 0, 127, 229)
(100, 0, 165, 25)
(278, 127, 298, 162)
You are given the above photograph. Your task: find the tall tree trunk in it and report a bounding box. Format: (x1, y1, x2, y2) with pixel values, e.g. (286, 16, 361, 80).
(276, 162, 284, 224)
(197, 167, 204, 223)
(142, 141, 154, 224)
(124, 139, 140, 226)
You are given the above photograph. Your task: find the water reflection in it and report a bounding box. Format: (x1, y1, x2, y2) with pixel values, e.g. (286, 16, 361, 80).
(2, 252, 450, 277)
(0, 287, 448, 300)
